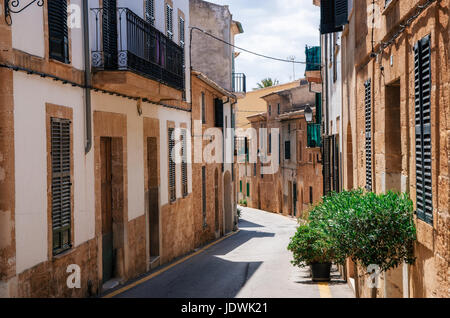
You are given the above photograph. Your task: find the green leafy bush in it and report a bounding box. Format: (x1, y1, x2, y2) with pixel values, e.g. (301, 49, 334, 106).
(306, 190, 416, 273)
(287, 225, 336, 268)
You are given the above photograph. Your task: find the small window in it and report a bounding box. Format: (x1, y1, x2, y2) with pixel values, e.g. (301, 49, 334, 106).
(145, 0, 155, 26)
(48, 0, 69, 63)
(247, 183, 250, 197)
(201, 92, 206, 124)
(268, 133, 272, 154)
(309, 186, 313, 204)
(268, 105, 272, 116)
(285, 140, 291, 160)
(240, 180, 242, 193)
(166, 3, 174, 40)
(277, 103, 280, 115)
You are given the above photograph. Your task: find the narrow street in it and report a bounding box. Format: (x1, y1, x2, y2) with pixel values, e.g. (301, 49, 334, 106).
(113, 207, 354, 298)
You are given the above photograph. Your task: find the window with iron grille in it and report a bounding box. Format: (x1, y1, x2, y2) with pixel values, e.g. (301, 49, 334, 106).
(202, 166, 207, 227)
(414, 35, 433, 225)
(365, 79, 373, 191)
(168, 128, 176, 202)
(201, 92, 206, 124)
(268, 105, 272, 116)
(166, 3, 173, 40)
(145, 0, 155, 26)
(51, 118, 72, 255)
(48, 0, 69, 63)
(181, 129, 188, 197)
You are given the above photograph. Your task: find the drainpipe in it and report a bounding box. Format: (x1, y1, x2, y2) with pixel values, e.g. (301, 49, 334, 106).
(83, 0, 92, 154)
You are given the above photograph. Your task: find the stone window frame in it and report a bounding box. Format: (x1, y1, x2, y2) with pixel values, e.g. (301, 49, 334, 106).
(46, 103, 74, 260)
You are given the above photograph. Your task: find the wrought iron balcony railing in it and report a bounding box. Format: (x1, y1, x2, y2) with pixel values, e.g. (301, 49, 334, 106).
(91, 7, 185, 91)
(233, 73, 246, 93)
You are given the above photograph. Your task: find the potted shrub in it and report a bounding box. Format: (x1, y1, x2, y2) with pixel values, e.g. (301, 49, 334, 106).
(307, 190, 417, 297)
(288, 225, 336, 282)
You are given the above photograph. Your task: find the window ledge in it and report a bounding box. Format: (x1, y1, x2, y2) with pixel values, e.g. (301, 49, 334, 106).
(382, 0, 399, 15)
(415, 217, 434, 252)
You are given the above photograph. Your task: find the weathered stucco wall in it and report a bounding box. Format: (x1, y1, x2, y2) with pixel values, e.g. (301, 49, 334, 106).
(190, 0, 233, 91)
(342, 0, 449, 298)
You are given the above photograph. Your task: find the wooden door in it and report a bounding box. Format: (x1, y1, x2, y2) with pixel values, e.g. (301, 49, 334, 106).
(147, 137, 160, 259)
(101, 137, 114, 283)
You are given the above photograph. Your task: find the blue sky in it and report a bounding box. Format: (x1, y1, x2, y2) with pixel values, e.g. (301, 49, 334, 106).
(207, 0, 321, 90)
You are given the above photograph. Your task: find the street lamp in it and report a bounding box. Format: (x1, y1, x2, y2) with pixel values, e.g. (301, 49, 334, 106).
(304, 104, 313, 123)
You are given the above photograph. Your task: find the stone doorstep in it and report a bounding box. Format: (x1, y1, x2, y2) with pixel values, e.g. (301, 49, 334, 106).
(102, 278, 122, 293)
(149, 256, 161, 270)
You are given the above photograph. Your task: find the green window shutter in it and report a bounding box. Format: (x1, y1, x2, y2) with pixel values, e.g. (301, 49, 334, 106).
(414, 35, 433, 225)
(247, 183, 250, 197)
(240, 180, 242, 193)
(51, 118, 72, 255)
(365, 79, 373, 192)
(168, 128, 176, 202)
(48, 0, 69, 63)
(320, 0, 344, 34)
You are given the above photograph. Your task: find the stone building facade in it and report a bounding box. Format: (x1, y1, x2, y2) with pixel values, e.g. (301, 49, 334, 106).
(315, 0, 449, 298)
(240, 81, 323, 218)
(0, 0, 240, 298)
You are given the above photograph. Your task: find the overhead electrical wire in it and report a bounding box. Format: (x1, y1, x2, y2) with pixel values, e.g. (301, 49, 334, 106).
(190, 26, 322, 66)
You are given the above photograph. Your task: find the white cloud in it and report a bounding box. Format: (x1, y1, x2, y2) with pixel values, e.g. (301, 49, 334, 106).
(205, 0, 320, 89)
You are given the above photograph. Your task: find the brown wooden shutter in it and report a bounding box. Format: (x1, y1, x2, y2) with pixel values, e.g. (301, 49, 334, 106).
(51, 118, 72, 255)
(365, 79, 373, 192)
(168, 128, 176, 202)
(48, 0, 69, 63)
(414, 35, 433, 224)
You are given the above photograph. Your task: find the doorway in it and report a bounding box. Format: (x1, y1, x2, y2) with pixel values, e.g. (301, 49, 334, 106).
(293, 183, 298, 217)
(214, 169, 220, 236)
(224, 172, 232, 234)
(385, 81, 402, 192)
(101, 137, 114, 283)
(147, 137, 160, 266)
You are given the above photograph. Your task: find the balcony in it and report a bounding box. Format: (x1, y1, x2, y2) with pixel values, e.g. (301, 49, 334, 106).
(233, 73, 247, 93)
(91, 7, 185, 97)
(305, 45, 321, 84)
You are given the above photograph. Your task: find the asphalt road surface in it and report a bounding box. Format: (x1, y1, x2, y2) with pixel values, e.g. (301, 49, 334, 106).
(114, 207, 354, 298)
